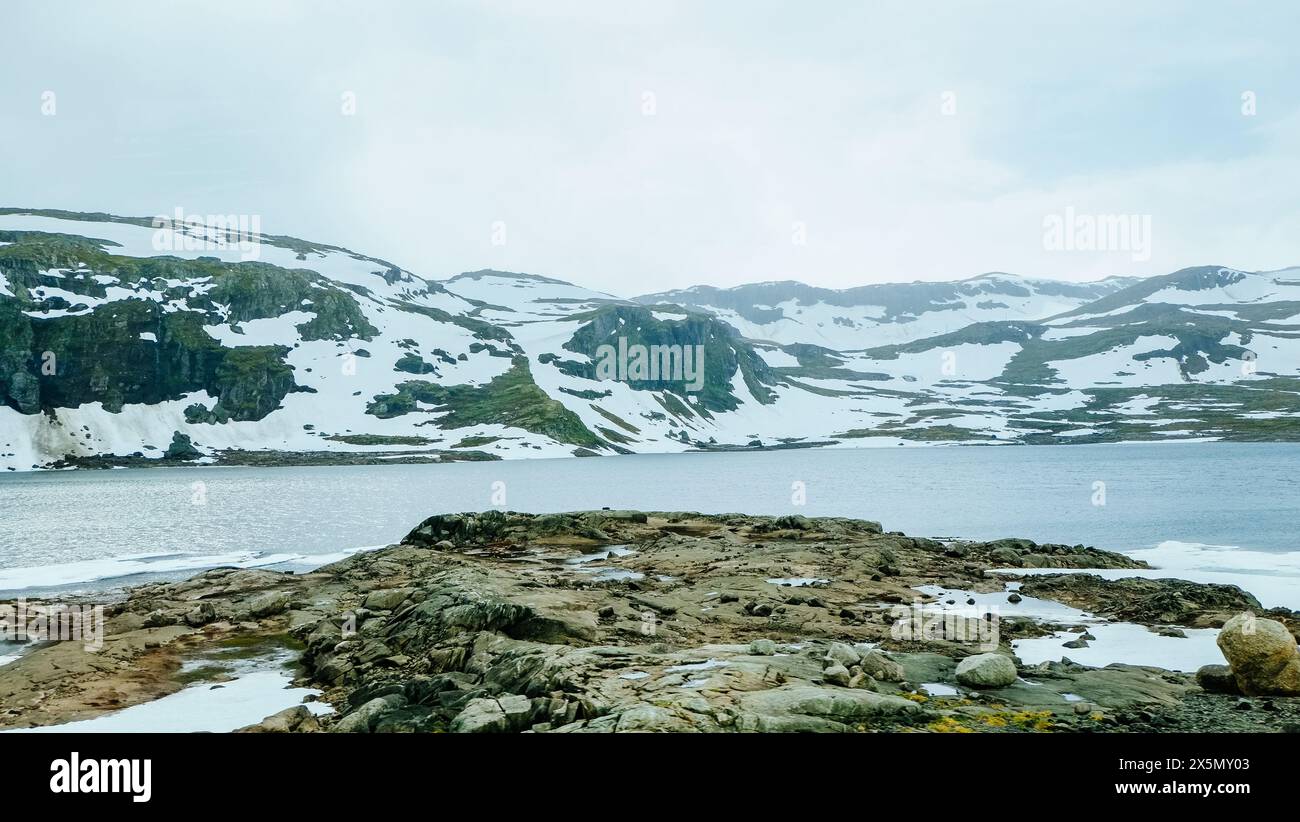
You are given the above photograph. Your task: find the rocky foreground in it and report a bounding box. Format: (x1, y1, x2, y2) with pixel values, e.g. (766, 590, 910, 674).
(3, 510, 1300, 733)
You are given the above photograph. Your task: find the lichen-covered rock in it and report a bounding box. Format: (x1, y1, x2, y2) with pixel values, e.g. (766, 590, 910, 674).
(450, 694, 533, 733)
(748, 639, 777, 656)
(822, 664, 851, 687)
(363, 588, 413, 610)
(184, 602, 217, 626)
(823, 642, 861, 668)
(955, 653, 1018, 688)
(3, 509, 1252, 734)
(332, 694, 408, 733)
(243, 590, 292, 618)
(858, 650, 906, 683)
(738, 686, 922, 728)
(404, 511, 512, 546)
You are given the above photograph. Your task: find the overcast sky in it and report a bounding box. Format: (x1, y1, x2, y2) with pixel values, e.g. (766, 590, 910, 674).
(4, 1, 1299, 295)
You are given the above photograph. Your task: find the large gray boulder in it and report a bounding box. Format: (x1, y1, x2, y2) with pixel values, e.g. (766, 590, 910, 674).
(244, 590, 292, 618)
(822, 664, 851, 687)
(823, 642, 861, 668)
(183, 602, 217, 627)
(858, 650, 906, 682)
(363, 588, 413, 610)
(955, 653, 1018, 688)
(450, 694, 534, 733)
(1195, 664, 1240, 695)
(1216, 614, 1300, 696)
(331, 694, 407, 733)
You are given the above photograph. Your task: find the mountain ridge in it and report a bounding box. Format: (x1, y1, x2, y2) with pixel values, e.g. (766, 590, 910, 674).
(1, 209, 1298, 471)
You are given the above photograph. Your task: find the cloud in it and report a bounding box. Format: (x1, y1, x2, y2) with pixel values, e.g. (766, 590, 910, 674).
(3, 0, 1298, 295)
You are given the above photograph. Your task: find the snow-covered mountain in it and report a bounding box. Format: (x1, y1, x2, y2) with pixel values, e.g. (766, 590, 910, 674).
(1, 209, 1297, 471)
(636, 274, 1136, 350)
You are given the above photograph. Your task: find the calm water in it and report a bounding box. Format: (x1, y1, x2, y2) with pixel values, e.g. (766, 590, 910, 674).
(1, 443, 1298, 596)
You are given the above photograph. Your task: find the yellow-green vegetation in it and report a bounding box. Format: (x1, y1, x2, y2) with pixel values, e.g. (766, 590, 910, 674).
(590, 404, 641, 434)
(926, 708, 1057, 733)
(838, 424, 989, 442)
(976, 709, 1055, 731)
(926, 716, 973, 733)
(366, 357, 604, 448)
(323, 434, 439, 446)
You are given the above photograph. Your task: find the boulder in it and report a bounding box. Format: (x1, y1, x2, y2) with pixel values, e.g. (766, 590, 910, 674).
(1216, 614, 1300, 696)
(450, 694, 534, 733)
(143, 609, 174, 627)
(955, 653, 1018, 688)
(163, 431, 203, 461)
(405, 511, 510, 547)
(237, 705, 320, 733)
(823, 642, 861, 668)
(331, 694, 407, 733)
(823, 664, 851, 687)
(989, 547, 1023, 567)
(184, 602, 216, 627)
(355, 639, 394, 664)
(363, 588, 413, 610)
(1195, 664, 1240, 695)
(748, 639, 777, 656)
(847, 672, 876, 690)
(244, 590, 292, 618)
(858, 650, 905, 683)
(372, 705, 436, 732)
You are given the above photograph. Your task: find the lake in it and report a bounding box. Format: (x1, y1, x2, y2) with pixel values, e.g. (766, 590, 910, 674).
(2, 442, 1299, 599)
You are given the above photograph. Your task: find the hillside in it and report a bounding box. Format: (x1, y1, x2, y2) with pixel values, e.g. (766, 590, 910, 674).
(636, 274, 1137, 350)
(1, 209, 1297, 470)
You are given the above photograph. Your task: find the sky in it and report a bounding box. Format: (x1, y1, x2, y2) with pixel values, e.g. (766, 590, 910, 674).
(3, 0, 1300, 296)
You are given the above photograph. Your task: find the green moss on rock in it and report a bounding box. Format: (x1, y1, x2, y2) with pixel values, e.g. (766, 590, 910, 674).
(367, 356, 603, 448)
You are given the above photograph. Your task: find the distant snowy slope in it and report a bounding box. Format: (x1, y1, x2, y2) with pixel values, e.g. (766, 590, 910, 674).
(1, 209, 1297, 471)
(636, 273, 1135, 350)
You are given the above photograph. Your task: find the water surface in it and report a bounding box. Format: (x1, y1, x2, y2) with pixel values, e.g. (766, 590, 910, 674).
(1, 443, 1297, 597)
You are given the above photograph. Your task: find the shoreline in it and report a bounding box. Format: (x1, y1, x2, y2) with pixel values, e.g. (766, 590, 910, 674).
(3, 510, 1298, 733)
(4, 435, 1294, 475)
